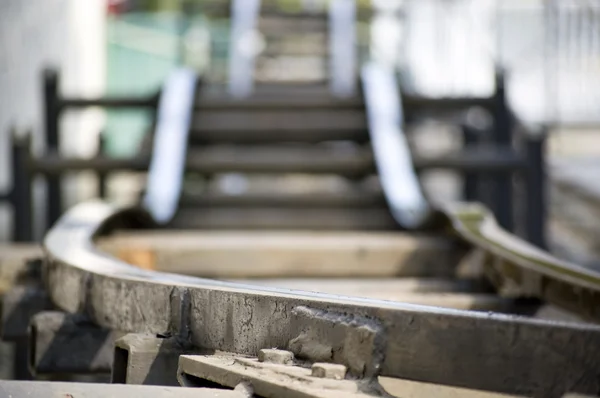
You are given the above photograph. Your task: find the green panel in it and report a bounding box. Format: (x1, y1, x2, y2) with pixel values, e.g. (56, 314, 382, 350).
(105, 13, 196, 157)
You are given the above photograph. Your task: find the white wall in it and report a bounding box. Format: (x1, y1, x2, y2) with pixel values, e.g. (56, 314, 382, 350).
(0, 0, 107, 240)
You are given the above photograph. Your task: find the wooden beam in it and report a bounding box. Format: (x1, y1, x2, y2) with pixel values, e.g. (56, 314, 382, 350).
(97, 231, 463, 278)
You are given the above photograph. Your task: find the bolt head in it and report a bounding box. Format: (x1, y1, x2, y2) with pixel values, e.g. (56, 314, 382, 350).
(311, 363, 347, 380)
(258, 349, 294, 365)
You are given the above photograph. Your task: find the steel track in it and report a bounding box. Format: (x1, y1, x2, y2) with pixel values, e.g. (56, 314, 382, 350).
(40, 199, 600, 397)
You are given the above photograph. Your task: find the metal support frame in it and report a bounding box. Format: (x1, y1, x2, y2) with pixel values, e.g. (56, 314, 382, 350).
(524, 128, 547, 248)
(1, 285, 52, 381)
(10, 131, 33, 242)
(29, 311, 115, 376)
(40, 200, 600, 397)
(492, 71, 514, 232)
(461, 122, 480, 201)
(112, 334, 196, 386)
(43, 69, 62, 230)
(0, 380, 241, 397)
(28, 67, 157, 239)
(97, 133, 107, 199)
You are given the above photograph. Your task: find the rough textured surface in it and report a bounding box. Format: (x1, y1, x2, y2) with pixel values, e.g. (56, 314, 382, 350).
(113, 333, 197, 386)
(44, 202, 600, 397)
(178, 354, 376, 398)
(29, 311, 115, 375)
(311, 363, 347, 380)
(1, 286, 52, 340)
(289, 306, 384, 378)
(98, 231, 462, 278)
(0, 380, 243, 398)
(258, 348, 294, 365)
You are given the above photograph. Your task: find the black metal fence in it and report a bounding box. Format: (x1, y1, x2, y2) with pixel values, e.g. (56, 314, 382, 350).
(0, 68, 546, 248)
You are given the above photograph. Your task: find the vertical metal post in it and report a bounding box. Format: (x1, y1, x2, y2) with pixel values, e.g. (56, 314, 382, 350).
(11, 131, 33, 242)
(43, 69, 62, 229)
(524, 128, 547, 249)
(492, 71, 514, 231)
(461, 122, 479, 201)
(97, 133, 107, 199)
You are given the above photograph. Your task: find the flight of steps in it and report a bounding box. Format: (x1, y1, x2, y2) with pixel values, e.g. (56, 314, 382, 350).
(171, 83, 395, 230)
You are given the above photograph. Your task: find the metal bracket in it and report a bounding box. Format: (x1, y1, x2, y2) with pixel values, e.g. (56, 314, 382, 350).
(178, 351, 381, 397)
(112, 333, 197, 386)
(29, 311, 115, 375)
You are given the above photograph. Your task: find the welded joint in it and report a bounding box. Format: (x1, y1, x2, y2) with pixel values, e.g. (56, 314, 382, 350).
(287, 306, 386, 378)
(169, 286, 191, 341)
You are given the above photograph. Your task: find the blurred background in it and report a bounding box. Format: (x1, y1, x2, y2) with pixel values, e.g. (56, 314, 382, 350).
(1, 0, 599, 264)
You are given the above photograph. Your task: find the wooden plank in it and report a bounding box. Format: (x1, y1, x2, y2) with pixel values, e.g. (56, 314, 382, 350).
(189, 128, 368, 144)
(169, 207, 396, 230)
(184, 145, 374, 175)
(259, 15, 328, 33)
(178, 190, 386, 209)
(379, 377, 524, 398)
(195, 93, 364, 110)
(97, 231, 462, 278)
(192, 109, 367, 133)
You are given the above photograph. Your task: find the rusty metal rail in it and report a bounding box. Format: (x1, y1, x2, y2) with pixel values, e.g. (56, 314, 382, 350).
(30, 199, 600, 397)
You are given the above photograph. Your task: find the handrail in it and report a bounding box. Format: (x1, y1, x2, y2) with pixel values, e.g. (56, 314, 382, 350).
(142, 68, 198, 224)
(42, 200, 600, 397)
(361, 61, 433, 229)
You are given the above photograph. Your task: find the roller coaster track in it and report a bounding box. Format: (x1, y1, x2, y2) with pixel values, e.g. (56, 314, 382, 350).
(23, 62, 600, 397)
(2, 3, 600, 398)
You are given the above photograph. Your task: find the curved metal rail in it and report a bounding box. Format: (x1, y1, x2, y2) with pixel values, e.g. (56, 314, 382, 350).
(361, 61, 433, 229)
(443, 202, 600, 319)
(43, 200, 600, 397)
(142, 68, 198, 224)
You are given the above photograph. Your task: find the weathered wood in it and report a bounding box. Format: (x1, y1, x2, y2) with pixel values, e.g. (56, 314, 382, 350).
(0, 380, 242, 398)
(184, 146, 374, 175)
(46, 202, 600, 397)
(189, 127, 369, 143)
(169, 207, 396, 230)
(97, 231, 461, 278)
(259, 15, 328, 33)
(378, 377, 523, 398)
(192, 109, 367, 133)
(178, 190, 386, 209)
(195, 92, 364, 110)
